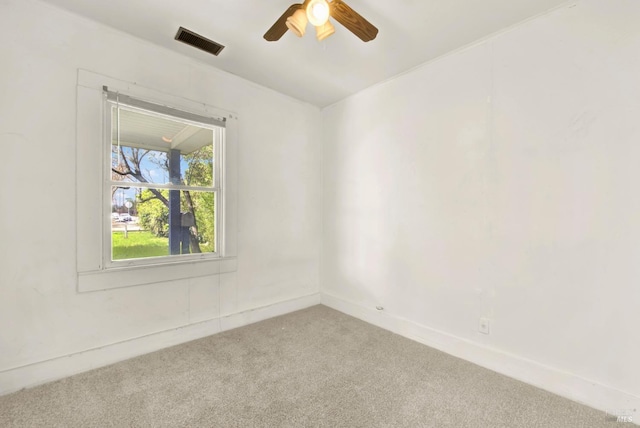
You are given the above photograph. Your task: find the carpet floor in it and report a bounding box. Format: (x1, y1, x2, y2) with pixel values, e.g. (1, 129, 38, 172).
(0, 305, 610, 427)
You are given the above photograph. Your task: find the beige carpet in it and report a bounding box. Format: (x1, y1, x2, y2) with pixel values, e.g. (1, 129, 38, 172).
(0, 305, 609, 427)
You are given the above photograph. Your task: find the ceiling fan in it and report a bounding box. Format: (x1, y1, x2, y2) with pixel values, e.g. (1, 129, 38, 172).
(264, 0, 378, 42)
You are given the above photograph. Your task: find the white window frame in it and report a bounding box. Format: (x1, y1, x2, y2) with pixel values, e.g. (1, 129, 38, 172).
(76, 70, 238, 293)
(103, 93, 224, 268)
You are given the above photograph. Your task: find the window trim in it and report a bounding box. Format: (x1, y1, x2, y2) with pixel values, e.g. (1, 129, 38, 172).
(76, 69, 238, 293)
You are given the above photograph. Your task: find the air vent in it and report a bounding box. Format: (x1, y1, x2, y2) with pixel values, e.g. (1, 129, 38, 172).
(175, 27, 225, 56)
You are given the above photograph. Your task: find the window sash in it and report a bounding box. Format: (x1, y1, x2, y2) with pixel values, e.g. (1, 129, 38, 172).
(106, 100, 222, 192)
(108, 182, 219, 193)
(109, 188, 219, 266)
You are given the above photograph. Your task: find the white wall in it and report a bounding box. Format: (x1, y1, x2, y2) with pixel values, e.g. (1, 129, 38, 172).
(322, 0, 640, 416)
(0, 0, 321, 392)
(2, 0, 638, 416)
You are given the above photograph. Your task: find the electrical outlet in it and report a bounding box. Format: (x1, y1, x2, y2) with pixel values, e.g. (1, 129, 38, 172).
(479, 317, 490, 335)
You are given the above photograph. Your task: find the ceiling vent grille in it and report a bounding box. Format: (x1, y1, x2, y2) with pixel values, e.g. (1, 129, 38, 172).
(175, 27, 225, 56)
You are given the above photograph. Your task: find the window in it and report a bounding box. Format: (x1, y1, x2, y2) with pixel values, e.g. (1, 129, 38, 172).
(104, 89, 224, 266)
(76, 70, 238, 292)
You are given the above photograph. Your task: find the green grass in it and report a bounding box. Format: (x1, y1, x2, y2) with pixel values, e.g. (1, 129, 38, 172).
(112, 231, 169, 260)
(112, 230, 215, 260)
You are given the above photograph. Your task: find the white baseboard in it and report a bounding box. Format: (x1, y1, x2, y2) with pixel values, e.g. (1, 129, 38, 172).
(0, 293, 321, 396)
(321, 292, 640, 425)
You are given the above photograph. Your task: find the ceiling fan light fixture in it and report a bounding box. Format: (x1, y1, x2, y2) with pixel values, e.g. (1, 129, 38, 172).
(307, 0, 330, 27)
(263, 0, 378, 43)
(316, 19, 335, 41)
(286, 8, 308, 37)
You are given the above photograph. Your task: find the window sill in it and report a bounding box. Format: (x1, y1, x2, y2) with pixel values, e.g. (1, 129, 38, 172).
(77, 256, 237, 293)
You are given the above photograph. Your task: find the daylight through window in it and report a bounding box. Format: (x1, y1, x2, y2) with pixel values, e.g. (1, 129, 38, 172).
(105, 90, 225, 264)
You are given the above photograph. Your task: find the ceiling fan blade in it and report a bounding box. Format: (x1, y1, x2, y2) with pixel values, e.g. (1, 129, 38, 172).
(330, 0, 378, 42)
(264, 4, 303, 41)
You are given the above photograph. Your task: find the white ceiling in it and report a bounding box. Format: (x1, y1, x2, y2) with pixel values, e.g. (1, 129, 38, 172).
(40, 0, 569, 107)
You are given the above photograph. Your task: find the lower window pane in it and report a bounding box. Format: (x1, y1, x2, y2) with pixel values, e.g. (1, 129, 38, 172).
(111, 187, 215, 261)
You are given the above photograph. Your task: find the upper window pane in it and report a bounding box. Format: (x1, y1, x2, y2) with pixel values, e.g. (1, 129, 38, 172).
(110, 106, 215, 188)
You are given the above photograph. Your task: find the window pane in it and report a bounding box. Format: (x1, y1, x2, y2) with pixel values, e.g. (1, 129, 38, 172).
(111, 187, 215, 260)
(111, 106, 215, 187)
